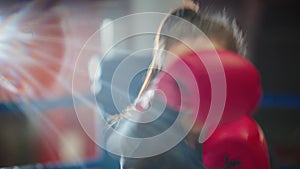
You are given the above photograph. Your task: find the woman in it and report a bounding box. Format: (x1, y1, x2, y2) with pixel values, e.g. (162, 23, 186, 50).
(106, 1, 268, 169)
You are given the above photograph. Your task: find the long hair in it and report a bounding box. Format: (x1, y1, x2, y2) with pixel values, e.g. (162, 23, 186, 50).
(107, 1, 246, 127)
(137, 7, 199, 99)
(137, 6, 246, 100)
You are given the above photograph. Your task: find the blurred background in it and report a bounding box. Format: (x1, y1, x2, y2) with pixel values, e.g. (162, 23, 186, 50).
(0, 0, 299, 169)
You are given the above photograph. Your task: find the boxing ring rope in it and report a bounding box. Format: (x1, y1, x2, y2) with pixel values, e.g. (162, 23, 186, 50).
(261, 94, 300, 108)
(1, 94, 300, 114)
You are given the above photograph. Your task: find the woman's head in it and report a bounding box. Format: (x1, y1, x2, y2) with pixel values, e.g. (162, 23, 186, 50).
(138, 4, 246, 98)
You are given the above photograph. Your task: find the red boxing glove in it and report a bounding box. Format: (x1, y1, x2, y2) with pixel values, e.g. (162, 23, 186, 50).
(155, 50, 262, 125)
(202, 115, 270, 169)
